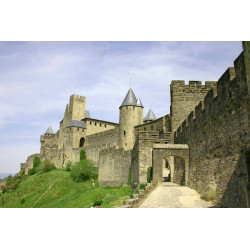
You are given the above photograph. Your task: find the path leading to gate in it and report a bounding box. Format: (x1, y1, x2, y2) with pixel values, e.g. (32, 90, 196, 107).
(139, 182, 213, 208)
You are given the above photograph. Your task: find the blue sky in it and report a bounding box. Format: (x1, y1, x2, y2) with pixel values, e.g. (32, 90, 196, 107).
(0, 41, 243, 174)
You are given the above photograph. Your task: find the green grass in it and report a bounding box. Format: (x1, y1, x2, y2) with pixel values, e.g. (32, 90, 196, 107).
(0, 169, 131, 208)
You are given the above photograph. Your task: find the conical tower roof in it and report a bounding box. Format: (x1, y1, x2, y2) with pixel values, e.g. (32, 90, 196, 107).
(136, 98, 144, 108)
(45, 126, 53, 135)
(120, 88, 137, 108)
(144, 109, 156, 122)
(85, 110, 91, 118)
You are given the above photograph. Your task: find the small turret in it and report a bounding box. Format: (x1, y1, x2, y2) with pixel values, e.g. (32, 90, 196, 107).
(144, 109, 156, 122)
(119, 87, 143, 150)
(45, 126, 53, 135)
(136, 98, 143, 107)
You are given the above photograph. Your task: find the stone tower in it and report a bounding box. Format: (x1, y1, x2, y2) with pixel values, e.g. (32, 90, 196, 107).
(119, 88, 143, 150)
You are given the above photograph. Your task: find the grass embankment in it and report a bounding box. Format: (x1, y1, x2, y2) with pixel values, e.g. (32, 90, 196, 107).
(0, 169, 131, 208)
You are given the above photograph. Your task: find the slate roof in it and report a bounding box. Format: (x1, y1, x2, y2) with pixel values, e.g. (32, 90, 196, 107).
(85, 110, 90, 118)
(120, 88, 138, 107)
(45, 126, 54, 135)
(67, 120, 86, 129)
(144, 109, 156, 122)
(136, 98, 144, 108)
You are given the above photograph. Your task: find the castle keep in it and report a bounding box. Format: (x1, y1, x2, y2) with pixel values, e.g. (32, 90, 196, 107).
(21, 42, 250, 207)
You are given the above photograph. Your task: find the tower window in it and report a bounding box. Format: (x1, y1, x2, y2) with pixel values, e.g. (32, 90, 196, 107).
(105, 124, 107, 127)
(100, 123, 102, 127)
(124, 130, 126, 136)
(90, 122, 92, 125)
(144, 127, 146, 131)
(151, 126, 153, 130)
(95, 122, 97, 126)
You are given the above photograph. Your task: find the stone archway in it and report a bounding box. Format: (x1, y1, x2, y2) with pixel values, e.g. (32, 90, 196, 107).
(152, 144, 189, 185)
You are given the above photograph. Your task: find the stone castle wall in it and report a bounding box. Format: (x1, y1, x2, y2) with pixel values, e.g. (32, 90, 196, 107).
(170, 80, 217, 133)
(85, 127, 119, 165)
(135, 114, 171, 134)
(98, 147, 131, 186)
(21, 153, 41, 174)
(174, 46, 250, 207)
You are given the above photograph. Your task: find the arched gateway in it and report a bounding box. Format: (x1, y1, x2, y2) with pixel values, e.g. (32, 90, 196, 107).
(152, 144, 189, 185)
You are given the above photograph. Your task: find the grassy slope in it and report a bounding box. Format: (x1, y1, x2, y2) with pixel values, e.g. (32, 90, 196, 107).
(0, 169, 131, 208)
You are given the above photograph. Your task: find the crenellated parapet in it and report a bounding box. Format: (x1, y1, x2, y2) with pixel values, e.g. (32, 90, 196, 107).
(170, 80, 217, 133)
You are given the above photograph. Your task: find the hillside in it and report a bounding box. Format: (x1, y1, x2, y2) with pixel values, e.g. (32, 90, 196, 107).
(0, 169, 131, 208)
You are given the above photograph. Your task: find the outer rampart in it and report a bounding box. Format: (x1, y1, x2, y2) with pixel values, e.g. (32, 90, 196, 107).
(98, 147, 131, 186)
(174, 45, 250, 207)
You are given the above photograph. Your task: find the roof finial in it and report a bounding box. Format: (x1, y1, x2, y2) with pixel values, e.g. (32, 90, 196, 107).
(130, 77, 132, 89)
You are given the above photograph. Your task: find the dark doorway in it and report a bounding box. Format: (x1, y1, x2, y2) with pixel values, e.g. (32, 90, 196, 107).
(79, 137, 85, 147)
(162, 159, 171, 182)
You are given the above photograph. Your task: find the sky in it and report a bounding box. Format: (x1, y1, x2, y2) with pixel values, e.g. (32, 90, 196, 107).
(0, 41, 243, 174)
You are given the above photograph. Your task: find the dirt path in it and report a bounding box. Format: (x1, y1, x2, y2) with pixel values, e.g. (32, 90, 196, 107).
(31, 179, 57, 208)
(139, 182, 213, 208)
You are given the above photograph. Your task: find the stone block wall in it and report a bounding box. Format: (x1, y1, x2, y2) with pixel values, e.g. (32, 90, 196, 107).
(174, 46, 250, 207)
(98, 147, 131, 186)
(173, 157, 185, 186)
(85, 127, 119, 165)
(170, 80, 217, 133)
(20, 153, 41, 174)
(135, 114, 171, 134)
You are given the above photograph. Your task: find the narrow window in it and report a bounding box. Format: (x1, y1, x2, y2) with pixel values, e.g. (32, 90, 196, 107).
(144, 127, 146, 131)
(105, 124, 107, 127)
(95, 122, 97, 126)
(90, 122, 92, 125)
(151, 126, 153, 130)
(100, 123, 102, 127)
(124, 130, 126, 136)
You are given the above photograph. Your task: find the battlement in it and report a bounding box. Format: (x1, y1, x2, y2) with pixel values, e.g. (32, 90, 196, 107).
(70, 94, 86, 102)
(174, 50, 248, 140)
(171, 80, 217, 89)
(170, 79, 217, 132)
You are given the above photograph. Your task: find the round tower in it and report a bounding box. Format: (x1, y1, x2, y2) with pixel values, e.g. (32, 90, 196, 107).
(119, 88, 143, 150)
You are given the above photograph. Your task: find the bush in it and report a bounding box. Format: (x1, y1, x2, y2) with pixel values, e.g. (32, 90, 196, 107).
(4, 175, 22, 191)
(65, 161, 72, 171)
(139, 183, 146, 190)
(20, 198, 25, 204)
(80, 149, 87, 161)
(71, 159, 98, 182)
(28, 168, 36, 176)
(92, 192, 104, 207)
(40, 159, 56, 173)
(147, 166, 153, 183)
(33, 156, 41, 168)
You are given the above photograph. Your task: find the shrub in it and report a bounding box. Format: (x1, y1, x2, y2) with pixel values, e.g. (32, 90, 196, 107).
(80, 149, 87, 161)
(33, 156, 41, 168)
(71, 159, 98, 182)
(92, 192, 105, 207)
(40, 159, 56, 173)
(147, 166, 153, 183)
(139, 183, 146, 190)
(20, 198, 25, 204)
(65, 161, 72, 171)
(28, 168, 36, 176)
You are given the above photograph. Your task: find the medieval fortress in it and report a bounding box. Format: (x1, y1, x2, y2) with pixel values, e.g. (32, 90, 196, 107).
(21, 42, 250, 207)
